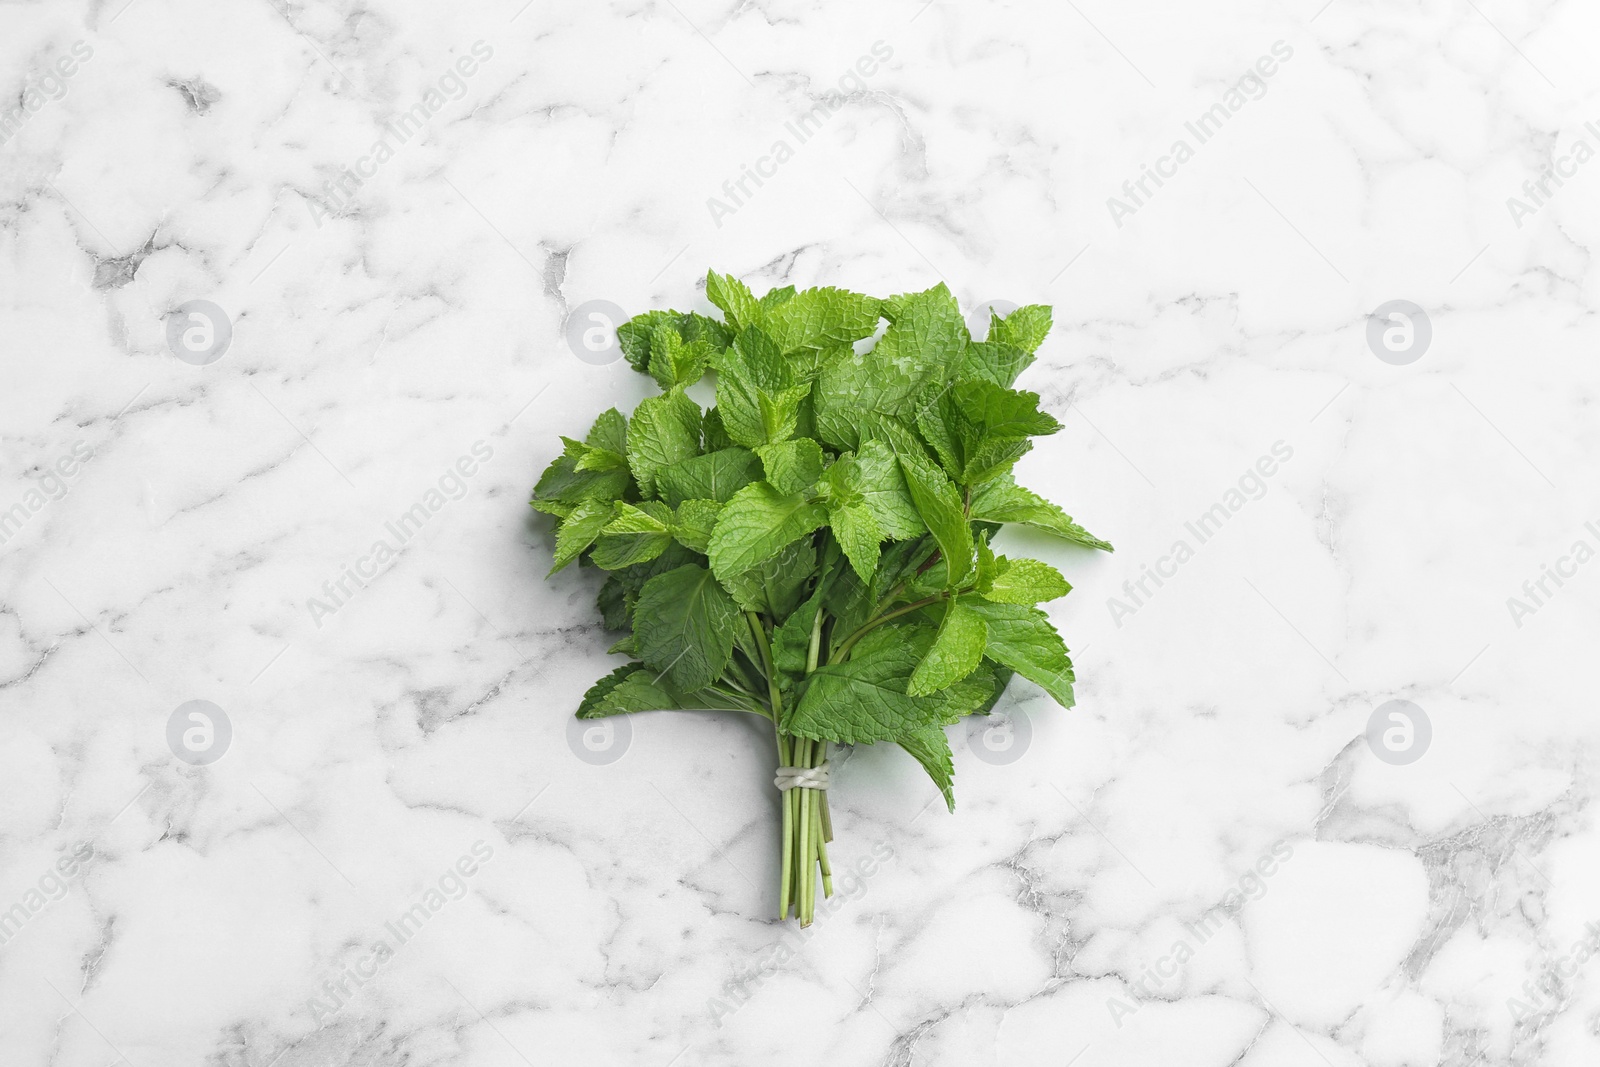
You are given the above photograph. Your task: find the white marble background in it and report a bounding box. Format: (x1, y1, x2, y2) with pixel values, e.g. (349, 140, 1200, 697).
(2, 0, 1598, 1063)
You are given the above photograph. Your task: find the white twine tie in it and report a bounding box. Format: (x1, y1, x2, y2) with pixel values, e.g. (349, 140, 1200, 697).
(774, 762, 830, 791)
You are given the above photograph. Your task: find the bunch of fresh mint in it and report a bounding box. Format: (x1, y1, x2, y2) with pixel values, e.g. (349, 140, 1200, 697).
(534, 271, 1112, 925)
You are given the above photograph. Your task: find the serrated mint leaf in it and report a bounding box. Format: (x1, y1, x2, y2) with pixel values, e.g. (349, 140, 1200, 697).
(707, 481, 827, 583)
(633, 563, 740, 692)
(627, 389, 702, 498)
(919, 379, 1058, 485)
(896, 724, 956, 811)
(586, 408, 628, 454)
(952, 339, 1034, 388)
(896, 449, 974, 586)
(854, 439, 926, 539)
(577, 665, 677, 718)
(760, 286, 882, 354)
(964, 599, 1076, 707)
(706, 270, 760, 330)
(671, 499, 722, 553)
(701, 407, 732, 452)
(788, 625, 945, 742)
(647, 325, 713, 390)
(989, 304, 1052, 354)
(550, 497, 615, 574)
(721, 536, 816, 619)
(829, 502, 883, 581)
(656, 447, 760, 507)
(619, 310, 730, 373)
(756, 438, 825, 496)
(714, 327, 809, 447)
(591, 501, 674, 569)
(532, 453, 631, 512)
(577, 663, 637, 717)
(597, 574, 630, 629)
(984, 557, 1071, 605)
(759, 284, 796, 309)
(968, 473, 1113, 551)
(907, 598, 987, 696)
(956, 380, 1060, 438)
(812, 283, 967, 449)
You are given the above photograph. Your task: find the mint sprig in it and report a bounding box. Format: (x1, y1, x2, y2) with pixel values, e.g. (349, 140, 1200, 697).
(534, 272, 1113, 925)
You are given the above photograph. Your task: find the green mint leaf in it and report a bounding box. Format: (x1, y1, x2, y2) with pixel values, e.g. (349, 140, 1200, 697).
(714, 327, 809, 447)
(550, 497, 615, 574)
(854, 439, 926, 539)
(964, 599, 1076, 707)
(618, 310, 730, 373)
(707, 481, 827, 583)
(706, 270, 761, 330)
(907, 598, 987, 696)
(896, 449, 974, 586)
(788, 625, 946, 742)
(591, 501, 674, 569)
(952, 339, 1033, 388)
(577, 665, 678, 718)
(828, 503, 883, 581)
(531, 452, 631, 512)
(597, 574, 630, 629)
(633, 563, 741, 692)
(626, 389, 702, 498)
(896, 724, 956, 811)
(919, 379, 1057, 484)
(760, 286, 882, 354)
(656, 447, 760, 507)
(647, 325, 713, 390)
(983, 557, 1071, 605)
(812, 283, 967, 449)
(585, 408, 628, 453)
(988, 304, 1052, 354)
(968, 473, 1113, 551)
(721, 536, 816, 619)
(702, 407, 733, 451)
(670, 499, 722, 553)
(577, 663, 638, 717)
(756, 438, 825, 496)
(759, 284, 796, 309)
